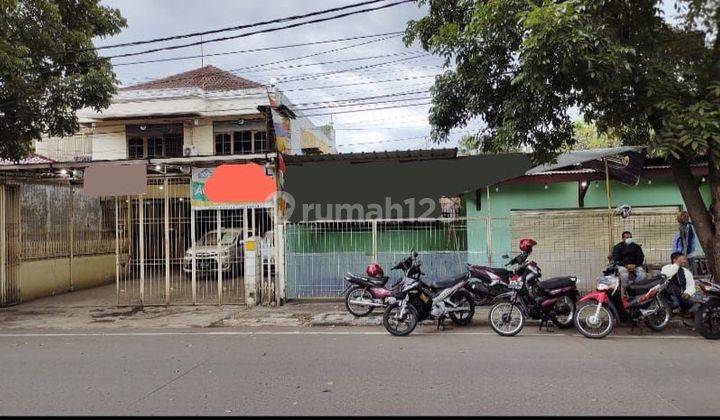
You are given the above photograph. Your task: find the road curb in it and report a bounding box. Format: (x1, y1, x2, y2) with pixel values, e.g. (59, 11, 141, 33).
(309, 310, 697, 333)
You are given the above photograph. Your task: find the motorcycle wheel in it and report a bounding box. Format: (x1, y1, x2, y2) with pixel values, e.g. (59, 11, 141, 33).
(574, 301, 614, 339)
(551, 295, 576, 329)
(488, 302, 524, 336)
(695, 300, 720, 340)
(448, 290, 475, 326)
(383, 302, 419, 336)
(644, 296, 671, 331)
(344, 287, 374, 317)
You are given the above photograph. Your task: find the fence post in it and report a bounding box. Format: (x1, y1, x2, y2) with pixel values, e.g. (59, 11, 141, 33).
(486, 186, 493, 266)
(115, 197, 119, 306)
(275, 222, 285, 305)
(0, 185, 5, 306)
(190, 208, 196, 305)
(371, 219, 378, 262)
(216, 209, 222, 305)
(69, 185, 75, 291)
(164, 177, 170, 305)
(139, 194, 145, 305)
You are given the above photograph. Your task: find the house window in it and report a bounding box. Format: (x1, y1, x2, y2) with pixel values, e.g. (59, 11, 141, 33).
(128, 138, 144, 159)
(125, 124, 183, 159)
(233, 131, 253, 154)
(212, 128, 268, 155)
(215, 133, 232, 155)
(254, 131, 268, 153)
(147, 137, 164, 158)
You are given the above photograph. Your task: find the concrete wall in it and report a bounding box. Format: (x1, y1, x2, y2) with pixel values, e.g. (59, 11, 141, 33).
(464, 177, 711, 266)
(18, 254, 116, 303)
(90, 123, 126, 161)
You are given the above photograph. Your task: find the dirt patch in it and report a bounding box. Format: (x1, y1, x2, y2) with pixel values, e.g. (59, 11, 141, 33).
(90, 306, 144, 319)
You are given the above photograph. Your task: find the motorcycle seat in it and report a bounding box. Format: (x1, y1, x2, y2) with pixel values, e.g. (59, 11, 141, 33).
(422, 272, 469, 290)
(467, 264, 512, 282)
(347, 274, 389, 286)
(627, 278, 663, 295)
(539, 276, 577, 291)
(630, 275, 664, 287)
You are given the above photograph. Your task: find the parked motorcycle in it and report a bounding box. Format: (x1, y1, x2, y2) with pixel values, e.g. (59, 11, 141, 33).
(574, 264, 671, 339)
(382, 252, 475, 336)
(488, 257, 579, 336)
(465, 239, 538, 305)
(341, 254, 421, 317)
(694, 278, 720, 339)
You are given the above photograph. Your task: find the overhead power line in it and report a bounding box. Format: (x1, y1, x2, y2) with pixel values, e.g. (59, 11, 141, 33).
(116, 54, 438, 90)
(235, 52, 425, 74)
(112, 32, 403, 67)
(301, 100, 431, 117)
(295, 95, 431, 112)
(95, 0, 401, 51)
(105, 0, 414, 60)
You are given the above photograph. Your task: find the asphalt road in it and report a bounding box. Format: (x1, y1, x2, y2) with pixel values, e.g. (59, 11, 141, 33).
(0, 327, 716, 416)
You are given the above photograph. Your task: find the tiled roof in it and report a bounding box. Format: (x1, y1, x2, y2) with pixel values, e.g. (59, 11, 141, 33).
(0, 153, 55, 166)
(121, 65, 263, 92)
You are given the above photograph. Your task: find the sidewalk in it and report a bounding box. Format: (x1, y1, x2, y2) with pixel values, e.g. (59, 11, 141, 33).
(0, 287, 697, 334)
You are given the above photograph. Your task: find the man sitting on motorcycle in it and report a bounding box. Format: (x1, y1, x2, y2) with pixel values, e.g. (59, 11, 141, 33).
(610, 231, 647, 294)
(661, 252, 698, 314)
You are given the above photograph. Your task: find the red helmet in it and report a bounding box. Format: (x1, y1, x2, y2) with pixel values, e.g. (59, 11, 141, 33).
(366, 263, 384, 278)
(519, 238, 537, 252)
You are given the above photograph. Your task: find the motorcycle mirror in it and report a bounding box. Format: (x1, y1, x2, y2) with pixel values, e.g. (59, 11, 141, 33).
(501, 254, 509, 259)
(412, 251, 418, 258)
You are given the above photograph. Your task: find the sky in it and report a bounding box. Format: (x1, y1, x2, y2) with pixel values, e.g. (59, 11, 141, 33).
(96, 1, 681, 154)
(97, 0, 463, 153)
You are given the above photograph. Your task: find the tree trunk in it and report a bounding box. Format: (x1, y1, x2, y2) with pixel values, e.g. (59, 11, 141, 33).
(670, 157, 718, 277)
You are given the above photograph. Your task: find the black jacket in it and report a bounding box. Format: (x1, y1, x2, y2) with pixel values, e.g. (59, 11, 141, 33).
(611, 241, 645, 266)
(668, 267, 687, 297)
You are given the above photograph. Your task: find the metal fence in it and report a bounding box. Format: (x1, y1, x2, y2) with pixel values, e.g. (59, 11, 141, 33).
(1, 185, 21, 306)
(284, 207, 682, 298)
(33, 134, 93, 162)
(19, 183, 117, 260)
(116, 176, 276, 306)
(284, 218, 486, 298)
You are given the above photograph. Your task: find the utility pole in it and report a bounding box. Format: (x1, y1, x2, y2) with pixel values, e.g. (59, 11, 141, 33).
(200, 34, 205, 67)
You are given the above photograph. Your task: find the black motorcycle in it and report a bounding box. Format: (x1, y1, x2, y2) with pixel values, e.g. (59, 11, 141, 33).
(464, 252, 530, 305)
(694, 278, 720, 339)
(488, 256, 579, 336)
(382, 251, 475, 336)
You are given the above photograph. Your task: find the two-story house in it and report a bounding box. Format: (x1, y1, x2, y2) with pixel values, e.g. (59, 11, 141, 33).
(0, 66, 335, 308)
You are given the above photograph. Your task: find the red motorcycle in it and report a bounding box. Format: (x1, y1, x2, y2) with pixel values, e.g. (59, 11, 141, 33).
(342, 254, 421, 317)
(574, 264, 671, 339)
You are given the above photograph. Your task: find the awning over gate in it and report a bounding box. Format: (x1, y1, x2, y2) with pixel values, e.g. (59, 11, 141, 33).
(282, 150, 532, 221)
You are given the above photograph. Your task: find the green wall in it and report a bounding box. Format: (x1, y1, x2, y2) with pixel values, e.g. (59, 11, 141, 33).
(465, 177, 711, 265)
(286, 223, 467, 254)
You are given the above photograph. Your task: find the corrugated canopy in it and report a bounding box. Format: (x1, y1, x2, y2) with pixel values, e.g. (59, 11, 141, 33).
(526, 146, 645, 174)
(282, 151, 532, 221)
(526, 146, 646, 186)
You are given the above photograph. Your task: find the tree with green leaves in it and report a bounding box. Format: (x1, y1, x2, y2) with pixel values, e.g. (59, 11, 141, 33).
(0, 0, 126, 160)
(406, 0, 720, 276)
(571, 120, 621, 150)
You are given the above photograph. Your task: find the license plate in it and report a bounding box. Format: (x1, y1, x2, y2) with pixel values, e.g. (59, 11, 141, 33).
(508, 280, 523, 290)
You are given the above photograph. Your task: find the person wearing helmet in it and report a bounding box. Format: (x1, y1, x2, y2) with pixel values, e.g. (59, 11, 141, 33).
(610, 231, 646, 294)
(519, 238, 536, 253)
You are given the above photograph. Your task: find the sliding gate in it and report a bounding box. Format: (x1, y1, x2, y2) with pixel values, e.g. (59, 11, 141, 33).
(284, 218, 481, 298)
(116, 176, 275, 306)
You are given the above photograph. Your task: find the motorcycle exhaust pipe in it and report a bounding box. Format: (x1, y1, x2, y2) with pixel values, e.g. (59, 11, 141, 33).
(348, 299, 385, 307)
(446, 306, 472, 313)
